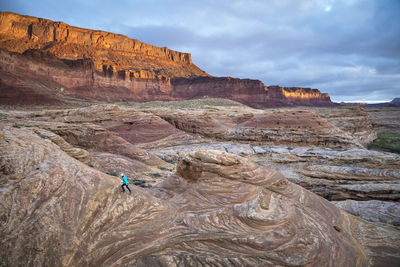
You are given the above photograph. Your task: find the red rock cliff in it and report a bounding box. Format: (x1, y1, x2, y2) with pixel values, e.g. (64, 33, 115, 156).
(172, 77, 334, 108)
(266, 85, 333, 107)
(0, 12, 208, 79)
(0, 12, 335, 107)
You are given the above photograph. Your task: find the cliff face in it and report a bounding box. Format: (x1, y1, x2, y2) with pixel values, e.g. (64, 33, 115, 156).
(0, 49, 176, 104)
(0, 12, 208, 79)
(266, 85, 334, 107)
(172, 77, 334, 108)
(0, 12, 335, 107)
(172, 77, 269, 107)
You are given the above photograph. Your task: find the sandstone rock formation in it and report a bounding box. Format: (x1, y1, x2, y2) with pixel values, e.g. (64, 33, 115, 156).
(0, 12, 206, 79)
(150, 105, 360, 147)
(172, 77, 334, 108)
(1, 124, 399, 266)
(0, 12, 335, 107)
(3, 102, 398, 221)
(333, 200, 400, 226)
(306, 106, 378, 146)
(365, 108, 400, 134)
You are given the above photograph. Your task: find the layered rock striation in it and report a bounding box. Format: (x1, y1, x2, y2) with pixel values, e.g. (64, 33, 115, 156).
(0, 12, 335, 107)
(1, 125, 399, 266)
(0, 12, 206, 79)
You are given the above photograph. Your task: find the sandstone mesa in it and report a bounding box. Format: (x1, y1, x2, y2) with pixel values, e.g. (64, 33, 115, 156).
(0, 12, 333, 107)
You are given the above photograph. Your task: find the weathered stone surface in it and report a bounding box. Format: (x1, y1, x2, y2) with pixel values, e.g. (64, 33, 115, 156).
(151, 106, 360, 148)
(333, 200, 400, 226)
(0, 126, 167, 266)
(3, 103, 398, 207)
(33, 128, 92, 164)
(307, 106, 377, 146)
(2, 127, 400, 266)
(365, 108, 400, 134)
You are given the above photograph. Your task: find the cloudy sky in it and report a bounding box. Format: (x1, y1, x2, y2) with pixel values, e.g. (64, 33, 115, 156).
(1, 0, 399, 102)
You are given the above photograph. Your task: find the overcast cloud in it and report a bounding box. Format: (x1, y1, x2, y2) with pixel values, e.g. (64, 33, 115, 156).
(1, 0, 399, 102)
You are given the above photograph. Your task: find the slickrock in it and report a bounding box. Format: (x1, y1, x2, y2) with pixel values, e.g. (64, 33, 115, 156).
(151, 106, 360, 148)
(148, 142, 400, 204)
(3, 103, 398, 207)
(38, 122, 164, 166)
(307, 106, 377, 146)
(1, 127, 400, 266)
(33, 128, 92, 164)
(365, 108, 400, 134)
(0, 126, 167, 266)
(333, 200, 400, 226)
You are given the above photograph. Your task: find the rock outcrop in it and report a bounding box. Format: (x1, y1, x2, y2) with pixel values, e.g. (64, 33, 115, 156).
(0, 12, 207, 79)
(0, 12, 335, 107)
(4, 103, 396, 207)
(172, 78, 334, 108)
(306, 106, 378, 146)
(333, 200, 400, 226)
(267, 85, 333, 107)
(151, 106, 360, 147)
(365, 108, 400, 134)
(1, 125, 399, 266)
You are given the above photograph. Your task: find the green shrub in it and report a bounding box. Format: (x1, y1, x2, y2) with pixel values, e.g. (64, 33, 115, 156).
(12, 123, 24, 128)
(368, 133, 400, 154)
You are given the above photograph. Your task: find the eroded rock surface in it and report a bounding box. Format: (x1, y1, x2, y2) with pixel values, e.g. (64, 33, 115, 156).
(333, 200, 400, 226)
(1, 127, 399, 266)
(307, 106, 377, 146)
(2, 103, 397, 206)
(151, 106, 359, 148)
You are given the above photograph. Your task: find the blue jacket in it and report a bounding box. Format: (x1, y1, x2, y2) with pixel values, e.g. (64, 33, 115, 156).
(122, 175, 129, 185)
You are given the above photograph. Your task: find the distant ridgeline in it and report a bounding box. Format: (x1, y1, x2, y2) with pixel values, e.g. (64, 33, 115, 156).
(0, 12, 335, 107)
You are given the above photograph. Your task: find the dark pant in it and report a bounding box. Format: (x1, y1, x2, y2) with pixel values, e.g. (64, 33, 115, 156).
(122, 184, 131, 193)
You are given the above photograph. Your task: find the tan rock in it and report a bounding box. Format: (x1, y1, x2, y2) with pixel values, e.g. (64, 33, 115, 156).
(1, 126, 399, 266)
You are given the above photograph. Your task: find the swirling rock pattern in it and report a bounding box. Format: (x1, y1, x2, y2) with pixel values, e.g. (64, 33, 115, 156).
(1, 125, 399, 266)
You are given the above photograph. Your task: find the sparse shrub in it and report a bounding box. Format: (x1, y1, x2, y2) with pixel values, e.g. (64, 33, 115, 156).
(163, 158, 175, 164)
(133, 179, 152, 188)
(0, 113, 7, 120)
(133, 179, 146, 185)
(368, 133, 400, 154)
(12, 123, 24, 128)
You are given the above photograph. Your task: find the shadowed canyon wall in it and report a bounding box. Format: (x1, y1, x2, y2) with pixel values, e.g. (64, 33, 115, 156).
(0, 12, 335, 107)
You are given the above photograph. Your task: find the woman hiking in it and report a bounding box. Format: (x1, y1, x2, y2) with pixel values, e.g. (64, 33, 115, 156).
(120, 173, 131, 193)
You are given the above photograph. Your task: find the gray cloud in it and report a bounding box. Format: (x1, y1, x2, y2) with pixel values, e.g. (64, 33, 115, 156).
(1, 0, 399, 102)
